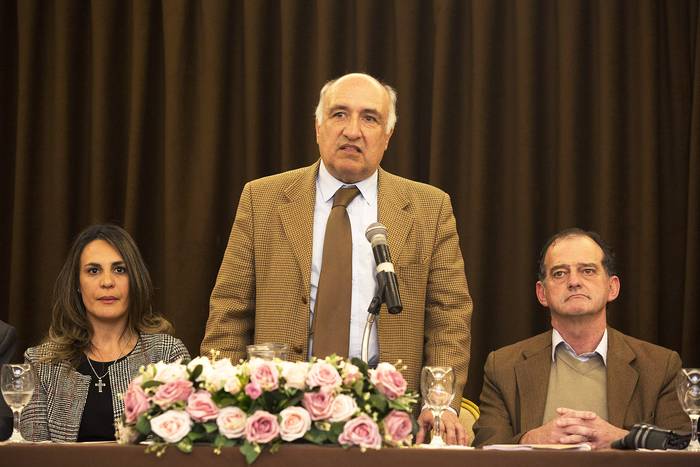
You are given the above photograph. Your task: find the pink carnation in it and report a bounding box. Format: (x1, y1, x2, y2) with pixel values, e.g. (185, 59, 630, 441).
(301, 388, 335, 420)
(370, 362, 407, 400)
(382, 410, 413, 446)
(152, 379, 194, 408)
(186, 390, 219, 422)
(245, 410, 280, 444)
(338, 414, 382, 449)
(123, 382, 150, 424)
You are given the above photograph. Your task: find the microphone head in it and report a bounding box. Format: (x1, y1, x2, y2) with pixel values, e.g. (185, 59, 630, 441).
(365, 222, 388, 246)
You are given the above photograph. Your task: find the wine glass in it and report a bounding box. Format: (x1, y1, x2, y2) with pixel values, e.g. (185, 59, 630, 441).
(246, 342, 289, 361)
(1, 363, 36, 443)
(420, 366, 455, 446)
(677, 368, 700, 451)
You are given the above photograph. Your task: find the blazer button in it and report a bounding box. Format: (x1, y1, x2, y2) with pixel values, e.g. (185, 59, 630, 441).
(293, 345, 303, 354)
(301, 296, 308, 304)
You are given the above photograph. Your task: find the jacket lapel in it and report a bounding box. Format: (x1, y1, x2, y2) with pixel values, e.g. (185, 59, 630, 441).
(278, 162, 318, 300)
(376, 169, 412, 263)
(515, 332, 553, 432)
(606, 327, 638, 427)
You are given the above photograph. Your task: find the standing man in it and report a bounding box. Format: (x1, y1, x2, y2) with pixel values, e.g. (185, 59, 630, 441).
(473, 228, 687, 449)
(202, 73, 472, 445)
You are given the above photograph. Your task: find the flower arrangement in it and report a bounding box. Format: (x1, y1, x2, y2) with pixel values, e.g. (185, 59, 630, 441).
(116, 353, 418, 463)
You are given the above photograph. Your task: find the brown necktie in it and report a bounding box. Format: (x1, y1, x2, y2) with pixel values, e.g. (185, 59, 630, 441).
(312, 186, 360, 358)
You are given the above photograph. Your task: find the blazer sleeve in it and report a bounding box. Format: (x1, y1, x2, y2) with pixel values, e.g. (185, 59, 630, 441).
(473, 351, 524, 446)
(652, 350, 688, 431)
(20, 350, 50, 442)
(201, 182, 256, 362)
(422, 193, 472, 412)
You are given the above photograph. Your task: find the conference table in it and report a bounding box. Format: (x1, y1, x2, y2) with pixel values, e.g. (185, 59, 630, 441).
(3, 442, 699, 467)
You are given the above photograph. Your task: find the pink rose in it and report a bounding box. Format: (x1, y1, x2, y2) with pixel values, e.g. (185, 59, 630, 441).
(329, 394, 358, 422)
(369, 362, 407, 400)
(278, 407, 311, 441)
(342, 362, 361, 385)
(245, 381, 262, 400)
(338, 414, 382, 450)
(301, 388, 335, 420)
(245, 410, 280, 444)
(150, 410, 192, 443)
(186, 390, 219, 422)
(306, 361, 342, 389)
(123, 382, 150, 424)
(382, 410, 413, 446)
(248, 359, 279, 391)
(152, 379, 194, 409)
(216, 407, 247, 439)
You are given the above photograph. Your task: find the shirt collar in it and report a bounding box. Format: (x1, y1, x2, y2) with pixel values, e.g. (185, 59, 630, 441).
(551, 328, 608, 365)
(318, 160, 377, 206)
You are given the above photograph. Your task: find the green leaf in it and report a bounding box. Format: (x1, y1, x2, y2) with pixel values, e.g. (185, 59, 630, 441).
(190, 364, 203, 382)
(177, 437, 193, 453)
(203, 422, 218, 434)
(369, 393, 387, 412)
(351, 357, 369, 376)
(141, 380, 163, 390)
(214, 434, 237, 449)
(135, 415, 151, 435)
(240, 441, 261, 464)
(352, 379, 365, 396)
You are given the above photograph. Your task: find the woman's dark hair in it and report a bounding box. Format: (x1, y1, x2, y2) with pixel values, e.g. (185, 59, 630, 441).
(44, 224, 173, 364)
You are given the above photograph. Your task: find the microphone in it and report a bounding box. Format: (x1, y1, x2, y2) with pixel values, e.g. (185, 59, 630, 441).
(611, 423, 690, 450)
(365, 223, 403, 314)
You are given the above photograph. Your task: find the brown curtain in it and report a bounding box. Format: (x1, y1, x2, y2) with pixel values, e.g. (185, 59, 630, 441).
(1, 0, 698, 401)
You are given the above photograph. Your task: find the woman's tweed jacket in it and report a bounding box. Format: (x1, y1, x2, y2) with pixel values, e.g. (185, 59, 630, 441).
(21, 333, 190, 442)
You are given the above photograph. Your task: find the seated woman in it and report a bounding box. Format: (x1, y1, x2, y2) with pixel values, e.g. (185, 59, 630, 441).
(21, 224, 190, 442)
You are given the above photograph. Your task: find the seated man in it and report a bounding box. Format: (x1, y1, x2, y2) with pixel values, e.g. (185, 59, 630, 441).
(473, 228, 687, 449)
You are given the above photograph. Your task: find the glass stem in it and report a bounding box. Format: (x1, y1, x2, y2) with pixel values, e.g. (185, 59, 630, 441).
(433, 410, 442, 439)
(691, 415, 699, 444)
(13, 409, 21, 437)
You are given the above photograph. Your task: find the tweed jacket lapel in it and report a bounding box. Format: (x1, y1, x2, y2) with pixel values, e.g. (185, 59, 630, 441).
(515, 331, 553, 432)
(606, 327, 638, 427)
(376, 168, 413, 359)
(278, 162, 319, 301)
(376, 169, 412, 264)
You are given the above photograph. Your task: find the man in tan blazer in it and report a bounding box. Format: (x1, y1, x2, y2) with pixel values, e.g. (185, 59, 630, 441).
(473, 228, 686, 449)
(201, 73, 472, 445)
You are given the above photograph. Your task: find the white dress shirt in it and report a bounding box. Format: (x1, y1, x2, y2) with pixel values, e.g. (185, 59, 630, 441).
(551, 328, 608, 365)
(308, 161, 379, 365)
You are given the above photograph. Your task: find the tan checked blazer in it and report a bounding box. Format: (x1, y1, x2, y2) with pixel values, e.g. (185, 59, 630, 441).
(472, 327, 688, 446)
(201, 161, 472, 405)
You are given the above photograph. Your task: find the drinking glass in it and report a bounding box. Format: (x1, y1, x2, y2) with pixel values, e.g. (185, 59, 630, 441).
(677, 368, 700, 451)
(420, 366, 455, 446)
(1, 363, 36, 443)
(246, 342, 289, 361)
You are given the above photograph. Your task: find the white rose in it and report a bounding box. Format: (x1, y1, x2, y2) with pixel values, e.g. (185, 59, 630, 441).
(150, 410, 192, 443)
(279, 406, 311, 441)
(328, 394, 358, 422)
(216, 407, 247, 439)
(153, 361, 189, 384)
(281, 361, 309, 390)
(187, 356, 213, 382)
(206, 358, 239, 392)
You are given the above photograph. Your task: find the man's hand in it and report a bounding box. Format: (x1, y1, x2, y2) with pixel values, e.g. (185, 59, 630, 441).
(415, 409, 469, 446)
(520, 407, 627, 449)
(555, 408, 628, 449)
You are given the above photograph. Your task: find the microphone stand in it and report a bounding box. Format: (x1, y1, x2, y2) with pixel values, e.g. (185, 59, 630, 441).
(361, 272, 387, 364)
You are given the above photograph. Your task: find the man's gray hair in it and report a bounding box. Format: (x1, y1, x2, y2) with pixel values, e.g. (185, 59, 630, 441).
(314, 73, 397, 135)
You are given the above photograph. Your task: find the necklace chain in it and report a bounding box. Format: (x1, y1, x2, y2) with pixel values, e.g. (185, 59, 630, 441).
(86, 334, 137, 391)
